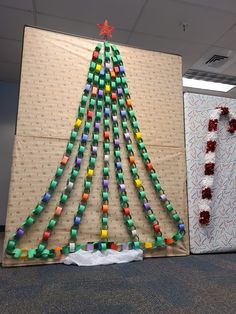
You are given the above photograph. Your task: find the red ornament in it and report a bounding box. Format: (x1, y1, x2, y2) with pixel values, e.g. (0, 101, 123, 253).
(208, 119, 218, 132)
(97, 20, 114, 39)
(228, 119, 236, 133)
(202, 187, 212, 199)
(220, 107, 229, 115)
(206, 140, 216, 153)
(205, 162, 215, 175)
(199, 211, 210, 225)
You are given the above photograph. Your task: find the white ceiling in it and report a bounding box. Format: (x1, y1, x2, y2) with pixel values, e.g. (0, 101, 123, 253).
(1, 0, 236, 97)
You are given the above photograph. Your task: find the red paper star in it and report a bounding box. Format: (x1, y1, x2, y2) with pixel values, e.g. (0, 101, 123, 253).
(97, 20, 114, 39)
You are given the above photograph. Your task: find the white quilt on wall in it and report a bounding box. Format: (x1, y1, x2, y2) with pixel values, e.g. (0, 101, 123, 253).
(184, 92, 236, 253)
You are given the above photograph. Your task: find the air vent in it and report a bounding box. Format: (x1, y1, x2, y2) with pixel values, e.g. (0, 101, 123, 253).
(205, 54, 228, 68)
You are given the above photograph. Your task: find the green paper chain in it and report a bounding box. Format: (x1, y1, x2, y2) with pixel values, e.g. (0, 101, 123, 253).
(5, 41, 185, 260)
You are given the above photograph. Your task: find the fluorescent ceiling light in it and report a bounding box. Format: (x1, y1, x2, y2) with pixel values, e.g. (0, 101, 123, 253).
(183, 77, 235, 92)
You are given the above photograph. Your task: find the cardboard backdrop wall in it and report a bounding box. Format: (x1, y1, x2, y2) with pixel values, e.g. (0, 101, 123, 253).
(3, 27, 189, 266)
(184, 92, 236, 254)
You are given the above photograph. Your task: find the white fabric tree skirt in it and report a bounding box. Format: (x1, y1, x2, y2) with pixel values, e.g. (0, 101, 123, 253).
(63, 249, 143, 266)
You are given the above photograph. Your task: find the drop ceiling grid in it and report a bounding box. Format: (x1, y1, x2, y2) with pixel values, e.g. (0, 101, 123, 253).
(133, 0, 236, 44)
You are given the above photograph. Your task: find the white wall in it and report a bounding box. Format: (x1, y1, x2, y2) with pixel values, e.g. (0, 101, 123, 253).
(0, 81, 18, 225)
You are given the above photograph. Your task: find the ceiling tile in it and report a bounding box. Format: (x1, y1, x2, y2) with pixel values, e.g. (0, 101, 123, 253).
(225, 87, 236, 98)
(0, 38, 22, 63)
(0, 61, 20, 82)
(135, 0, 236, 45)
(214, 24, 236, 51)
(36, 0, 145, 31)
(129, 32, 210, 74)
(222, 60, 236, 76)
(37, 14, 130, 44)
(180, 0, 236, 14)
(0, 7, 34, 40)
(0, 0, 33, 11)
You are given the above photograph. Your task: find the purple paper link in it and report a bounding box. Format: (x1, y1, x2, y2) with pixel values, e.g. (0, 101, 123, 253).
(98, 89, 103, 97)
(120, 110, 126, 118)
(105, 63, 110, 69)
(15, 228, 24, 238)
(92, 146, 98, 154)
(124, 133, 130, 141)
(143, 202, 151, 211)
(119, 184, 126, 192)
(95, 122, 100, 130)
(160, 194, 167, 202)
(103, 179, 109, 188)
(122, 243, 129, 250)
(119, 65, 125, 73)
(114, 138, 120, 146)
(75, 157, 82, 167)
(112, 115, 118, 122)
(85, 84, 91, 92)
(87, 243, 94, 251)
(117, 87, 123, 96)
(100, 68, 105, 76)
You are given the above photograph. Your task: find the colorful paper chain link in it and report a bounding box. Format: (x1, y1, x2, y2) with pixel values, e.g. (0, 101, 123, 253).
(5, 42, 185, 260)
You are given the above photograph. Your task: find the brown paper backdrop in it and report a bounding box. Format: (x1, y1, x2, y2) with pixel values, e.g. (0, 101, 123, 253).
(3, 27, 189, 266)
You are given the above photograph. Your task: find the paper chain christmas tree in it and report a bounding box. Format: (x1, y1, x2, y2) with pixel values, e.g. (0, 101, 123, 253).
(5, 39, 186, 260)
